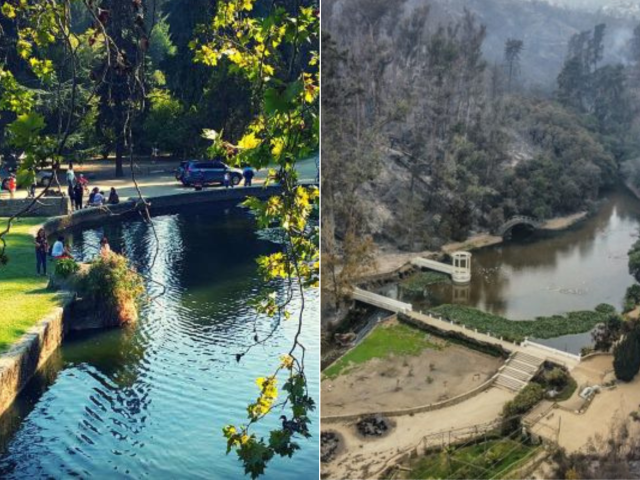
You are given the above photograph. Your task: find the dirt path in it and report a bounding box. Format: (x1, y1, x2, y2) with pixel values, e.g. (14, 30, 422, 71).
(322, 345, 502, 417)
(530, 356, 640, 453)
(322, 387, 515, 479)
(541, 212, 587, 231)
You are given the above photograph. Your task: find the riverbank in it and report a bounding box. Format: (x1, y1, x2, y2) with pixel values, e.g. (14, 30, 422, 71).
(0, 183, 305, 421)
(365, 210, 590, 279)
(0, 219, 62, 353)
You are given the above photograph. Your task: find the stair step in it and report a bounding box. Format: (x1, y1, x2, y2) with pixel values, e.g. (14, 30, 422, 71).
(514, 352, 545, 366)
(495, 376, 524, 392)
(502, 366, 533, 382)
(509, 359, 540, 375)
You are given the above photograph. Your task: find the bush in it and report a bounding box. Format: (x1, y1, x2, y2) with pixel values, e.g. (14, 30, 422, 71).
(613, 327, 640, 382)
(624, 284, 640, 313)
(77, 252, 145, 324)
(54, 258, 80, 279)
(502, 383, 544, 434)
(544, 367, 569, 389)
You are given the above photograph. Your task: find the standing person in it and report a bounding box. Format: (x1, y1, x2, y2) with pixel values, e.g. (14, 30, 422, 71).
(7, 174, 16, 199)
(107, 187, 119, 205)
(73, 182, 84, 210)
(223, 171, 231, 188)
(34, 228, 49, 276)
(99, 236, 111, 256)
(77, 173, 88, 191)
(243, 165, 255, 187)
(66, 163, 76, 199)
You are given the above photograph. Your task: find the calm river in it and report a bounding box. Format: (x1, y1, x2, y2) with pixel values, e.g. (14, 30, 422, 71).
(385, 190, 640, 352)
(0, 205, 319, 478)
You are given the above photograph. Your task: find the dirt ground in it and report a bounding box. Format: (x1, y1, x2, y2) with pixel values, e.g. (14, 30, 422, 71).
(541, 211, 587, 230)
(322, 344, 502, 417)
(530, 355, 640, 454)
(322, 387, 515, 480)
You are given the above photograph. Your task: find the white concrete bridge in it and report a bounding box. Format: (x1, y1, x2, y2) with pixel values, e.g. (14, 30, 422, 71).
(412, 251, 472, 284)
(351, 289, 582, 373)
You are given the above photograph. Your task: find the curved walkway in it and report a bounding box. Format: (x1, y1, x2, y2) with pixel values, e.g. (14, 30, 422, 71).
(323, 387, 515, 480)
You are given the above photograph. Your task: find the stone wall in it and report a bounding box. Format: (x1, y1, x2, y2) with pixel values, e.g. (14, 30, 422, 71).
(0, 298, 70, 417)
(0, 196, 71, 217)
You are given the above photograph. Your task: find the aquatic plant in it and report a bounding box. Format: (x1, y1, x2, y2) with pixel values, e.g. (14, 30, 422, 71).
(400, 271, 451, 293)
(430, 304, 610, 344)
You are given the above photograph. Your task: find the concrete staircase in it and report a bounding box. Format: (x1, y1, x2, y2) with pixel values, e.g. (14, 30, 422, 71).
(494, 352, 544, 393)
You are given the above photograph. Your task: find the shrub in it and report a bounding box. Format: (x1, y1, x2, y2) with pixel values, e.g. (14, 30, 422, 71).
(77, 252, 145, 324)
(624, 284, 640, 313)
(613, 327, 640, 382)
(54, 258, 80, 279)
(502, 383, 544, 434)
(544, 367, 569, 389)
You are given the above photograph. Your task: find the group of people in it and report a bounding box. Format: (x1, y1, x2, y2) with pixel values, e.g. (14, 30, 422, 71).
(66, 164, 119, 210)
(34, 228, 112, 276)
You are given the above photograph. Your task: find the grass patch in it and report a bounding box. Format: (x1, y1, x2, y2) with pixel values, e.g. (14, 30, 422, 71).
(430, 304, 608, 344)
(0, 218, 61, 353)
(400, 271, 451, 293)
(405, 439, 537, 479)
(554, 376, 578, 402)
(323, 322, 441, 379)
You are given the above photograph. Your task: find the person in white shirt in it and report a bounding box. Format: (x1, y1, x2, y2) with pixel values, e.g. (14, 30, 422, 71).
(51, 236, 73, 259)
(90, 190, 105, 206)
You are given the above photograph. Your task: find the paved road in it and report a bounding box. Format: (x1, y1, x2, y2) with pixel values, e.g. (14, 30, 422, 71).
(1, 157, 318, 201)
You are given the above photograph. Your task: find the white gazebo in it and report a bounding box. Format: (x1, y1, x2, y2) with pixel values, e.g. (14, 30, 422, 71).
(451, 251, 472, 284)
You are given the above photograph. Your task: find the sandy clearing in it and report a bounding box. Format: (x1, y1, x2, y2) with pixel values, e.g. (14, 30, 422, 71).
(322, 387, 515, 480)
(322, 345, 502, 417)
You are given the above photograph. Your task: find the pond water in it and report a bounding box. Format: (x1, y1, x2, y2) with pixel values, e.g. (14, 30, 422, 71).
(382, 190, 640, 352)
(0, 205, 319, 479)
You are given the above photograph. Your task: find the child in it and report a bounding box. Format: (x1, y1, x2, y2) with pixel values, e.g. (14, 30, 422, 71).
(223, 171, 231, 189)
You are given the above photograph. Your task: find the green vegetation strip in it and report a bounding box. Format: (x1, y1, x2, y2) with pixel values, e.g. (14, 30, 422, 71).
(0, 219, 61, 353)
(407, 439, 537, 480)
(430, 305, 609, 344)
(400, 271, 451, 293)
(323, 323, 440, 379)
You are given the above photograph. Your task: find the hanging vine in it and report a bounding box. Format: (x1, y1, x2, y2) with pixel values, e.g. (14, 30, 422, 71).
(192, 0, 319, 477)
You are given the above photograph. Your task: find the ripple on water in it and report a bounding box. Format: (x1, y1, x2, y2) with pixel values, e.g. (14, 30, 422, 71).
(1, 207, 319, 479)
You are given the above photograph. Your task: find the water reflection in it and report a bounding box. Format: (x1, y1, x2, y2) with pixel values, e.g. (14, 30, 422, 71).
(0, 206, 319, 479)
(387, 191, 640, 352)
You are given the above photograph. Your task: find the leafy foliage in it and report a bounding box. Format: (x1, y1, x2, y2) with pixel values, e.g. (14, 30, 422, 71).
(54, 258, 80, 279)
(191, 1, 319, 476)
(431, 304, 610, 344)
(501, 383, 544, 434)
(77, 252, 145, 321)
(613, 326, 640, 382)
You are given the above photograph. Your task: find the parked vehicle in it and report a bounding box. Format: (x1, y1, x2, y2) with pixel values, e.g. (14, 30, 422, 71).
(180, 160, 243, 187)
(175, 160, 190, 181)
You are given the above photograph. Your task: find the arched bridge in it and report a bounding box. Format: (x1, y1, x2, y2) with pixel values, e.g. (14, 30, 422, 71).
(497, 216, 543, 237)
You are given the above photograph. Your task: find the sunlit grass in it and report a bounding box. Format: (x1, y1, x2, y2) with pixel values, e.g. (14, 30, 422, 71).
(323, 322, 441, 379)
(0, 218, 61, 353)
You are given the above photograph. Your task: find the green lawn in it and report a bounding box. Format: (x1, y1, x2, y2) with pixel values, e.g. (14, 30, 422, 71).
(0, 218, 61, 353)
(430, 304, 609, 344)
(405, 439, 538, 479)
(323, 322, 441, 379)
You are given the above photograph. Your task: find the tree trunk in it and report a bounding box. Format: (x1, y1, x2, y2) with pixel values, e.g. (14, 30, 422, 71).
(115, 137, 124, 178)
